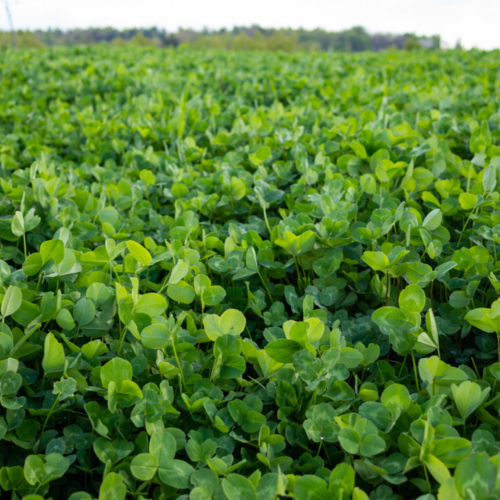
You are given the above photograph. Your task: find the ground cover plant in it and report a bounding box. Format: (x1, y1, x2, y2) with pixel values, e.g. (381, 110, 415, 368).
(0, 46, 499, 500)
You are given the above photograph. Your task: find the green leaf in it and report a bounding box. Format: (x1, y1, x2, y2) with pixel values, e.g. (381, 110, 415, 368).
(361, 251, 390, 272)
(130, 453, 157, 481)
(222, 474, 257, 500)
(42, 333, 65, 374)
(53, 377, 77, 401)
(203, 286, 226, 306)
(167, 281, 195, 304)
(73, 297, 95, 327)
(11, 211, 24, 237)
(127, 240, 152, 266)
(22, 253, 43, 276)
(99, 472, 127, 500)
(294, 476, 328, 500)
(339, 428, 361, 455)
(141, 324, 172, 350)
(150, 429, 177, 466)
(204, 309, 246, 341)
(158, 459, 194, 489)
(454, 453, 496, 500)
(23, 455, 44, 485)
(264, 339, 302, 363)
(135, 293, 167, 316)
(329, 463, 355, 497)
(459, 193, 478, 211)
(101, 357, 132, 389)
(40, 239, 65, 265)
(168, 260, 189, 285)
(1, 286, 23, 319)
(470, 121, 491, 153)
(275, 231, 316, 257)
(371, 307, 415, 332)
(380, 384, 411, 416)
(399, 285, 425, 316)
(483, 163, 497, 192)
(451, 381, 490, 421)
(422, 209, 442, 231)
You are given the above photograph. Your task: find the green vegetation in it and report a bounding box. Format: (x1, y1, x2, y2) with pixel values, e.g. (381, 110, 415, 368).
(0, 46, 498, 500)
(0, 26, 440, 51)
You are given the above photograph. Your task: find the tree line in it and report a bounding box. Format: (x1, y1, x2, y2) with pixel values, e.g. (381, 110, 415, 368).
(0, 25, 441, 51)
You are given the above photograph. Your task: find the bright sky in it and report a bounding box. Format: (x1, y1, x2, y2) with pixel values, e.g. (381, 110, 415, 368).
(2, 0, 495, 50)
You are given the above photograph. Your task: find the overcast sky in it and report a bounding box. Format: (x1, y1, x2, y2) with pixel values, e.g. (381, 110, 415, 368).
(1, 0, 495, 49)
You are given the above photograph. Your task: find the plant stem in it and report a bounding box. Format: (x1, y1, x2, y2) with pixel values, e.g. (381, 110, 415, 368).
(171, 335, 186, 392)
(423, 463, 432, 493)
(471, 356, 480, 379)
(88, 427, 95, 469)
(458, 208, 476, 245)
(210, 355, 217, 382)
(117, 322, 128, 356)
(262, 205, 272, 235)
(258, 272, 273, 303)
(317, 440, 323, 457)
(385, 270, 389, 306)
(410, 341, 420, 392)
(294, 256, 302, 290)
(143, 266, 150, 294)
(397, 354, 408, 379)
(39, 393, 61, 451)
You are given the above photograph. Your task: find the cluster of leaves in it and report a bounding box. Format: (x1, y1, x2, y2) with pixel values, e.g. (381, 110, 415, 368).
(1, 46, 500, 500)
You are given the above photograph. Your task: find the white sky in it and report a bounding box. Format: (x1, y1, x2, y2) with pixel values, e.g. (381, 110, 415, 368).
(2, 0, 496, 50)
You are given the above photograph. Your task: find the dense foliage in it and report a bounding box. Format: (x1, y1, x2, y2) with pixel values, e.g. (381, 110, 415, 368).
(0, 26, 440, 52)
(0, 46, 499, 500)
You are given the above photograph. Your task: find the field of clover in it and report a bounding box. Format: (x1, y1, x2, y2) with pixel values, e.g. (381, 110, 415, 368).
(1, 45, 500, 500)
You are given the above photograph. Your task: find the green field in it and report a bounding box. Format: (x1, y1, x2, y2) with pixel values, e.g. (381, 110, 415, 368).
(0, 46, 499, 500)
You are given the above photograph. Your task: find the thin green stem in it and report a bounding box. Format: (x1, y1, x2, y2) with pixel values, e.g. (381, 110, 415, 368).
(9, 325, 41, 358)
(294, 256, 302, 290)
(262, 205, 272, 235)
(317, 440, 323, 457)
(258, 271, 273, 303)
(210, 355, 217, 382)
(111, 263, 122, 284)
(471, 356, 480, 379)
(458, 208, 477, 245)
(397, 354, 408, 380)
(117, 322, 128, 356)
(171, 334, 186, 392)
(245, 200, 255, 223)
(88, 427, 95, 469)
(423, 462, 432, 493)
(143, 266, 150, 294)
(39, 393, 61, 451)
(410, 341, 420, 392)
(385, 270, 389, 306)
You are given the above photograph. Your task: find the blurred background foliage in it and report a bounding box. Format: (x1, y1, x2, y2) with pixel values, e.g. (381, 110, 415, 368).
(0, 25, 441, 52)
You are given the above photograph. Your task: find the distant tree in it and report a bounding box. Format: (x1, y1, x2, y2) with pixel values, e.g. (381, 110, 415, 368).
(404, 36, 423, 51)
